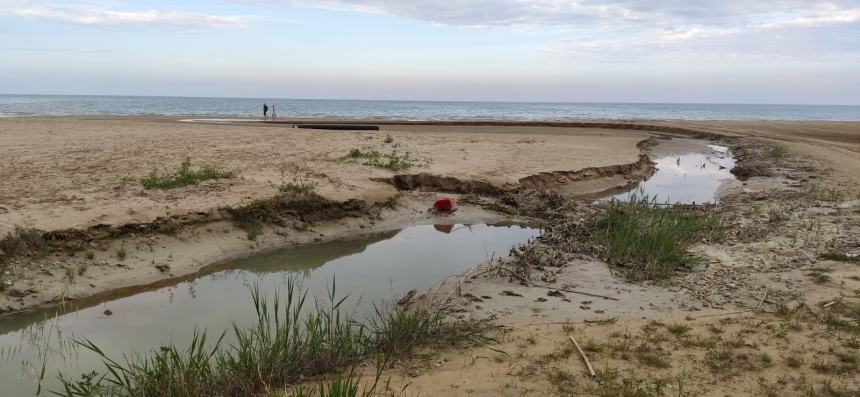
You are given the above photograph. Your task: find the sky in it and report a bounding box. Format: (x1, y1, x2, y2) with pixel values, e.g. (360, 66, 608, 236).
(0, 0, 859, 104)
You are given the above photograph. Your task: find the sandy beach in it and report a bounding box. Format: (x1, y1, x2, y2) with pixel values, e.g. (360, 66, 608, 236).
(1, 117, 859, 395)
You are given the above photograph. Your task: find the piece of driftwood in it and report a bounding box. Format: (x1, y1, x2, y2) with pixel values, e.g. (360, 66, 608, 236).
(294, 124, 379, 131)
(568, 334, 596, 377)
(756, 288, 769, 310)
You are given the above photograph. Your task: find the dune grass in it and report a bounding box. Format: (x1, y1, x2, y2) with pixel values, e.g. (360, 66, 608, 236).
(345, 148, 418, 171)
(141, 158, 234, 190)
(593, 192, 729, 280)
(54, 280, 496, 397)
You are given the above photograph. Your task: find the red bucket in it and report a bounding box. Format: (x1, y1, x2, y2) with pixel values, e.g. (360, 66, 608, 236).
(432, 197, 457, 212)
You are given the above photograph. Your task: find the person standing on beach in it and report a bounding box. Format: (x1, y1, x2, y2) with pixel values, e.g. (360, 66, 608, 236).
(263, 103, 269, 120)
(271, 105, 276, 121)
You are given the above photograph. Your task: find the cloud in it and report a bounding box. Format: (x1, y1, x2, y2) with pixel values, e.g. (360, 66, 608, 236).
(265, 0, 657, 27)
(266, 0, 860, 61)
(4, 3, 249, 31)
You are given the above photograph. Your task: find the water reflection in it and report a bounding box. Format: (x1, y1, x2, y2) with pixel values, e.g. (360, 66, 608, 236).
(0, 224, 539, 396)
(614, 144, 737, 204)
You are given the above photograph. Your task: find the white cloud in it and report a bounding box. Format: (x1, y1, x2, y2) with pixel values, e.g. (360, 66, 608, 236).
(4, 3, 248, 31)
(264, 0, 860, 61)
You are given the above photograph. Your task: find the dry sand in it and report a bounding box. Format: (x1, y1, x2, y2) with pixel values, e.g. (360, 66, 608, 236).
(0, 117, 649, 235)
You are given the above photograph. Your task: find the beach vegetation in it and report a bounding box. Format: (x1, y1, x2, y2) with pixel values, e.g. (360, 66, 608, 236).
(383, 135, 394, 144)
(54, 281, 496, 397)
(141, 158, 234, 190)
(344, 148, 419, 171)
(64, 266, 76, 283)
(804, 184, 845, 202)
(767, 208, 789, 223)
(0, 226, 47, 264)
(820, 251, 858, 262)
(116, 245, 127, 260)
(278, 177, 317, 196)
(224, 180, 347, 240)
(591, 192, 729, 280)
(766, 146, 787, 159)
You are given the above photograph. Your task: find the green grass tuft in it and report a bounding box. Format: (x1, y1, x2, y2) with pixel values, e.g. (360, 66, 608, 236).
(116, 245, 127, 260)
(593, 192, 728, 280)
(55, 280, 494, 397)
(141, 158, 234, 190)
(344, 148, 419, 171)
(766, 146, 786, 158)
(279, 177, 317, 196)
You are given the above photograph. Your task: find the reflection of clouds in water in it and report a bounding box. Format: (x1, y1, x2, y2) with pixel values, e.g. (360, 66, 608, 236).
(616, 144, 737, 204)
(0, 224, 541, 395)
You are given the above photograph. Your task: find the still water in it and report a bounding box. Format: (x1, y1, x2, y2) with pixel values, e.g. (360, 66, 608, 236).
(0, 224, 540, 396)
(613, 143, 737, 204)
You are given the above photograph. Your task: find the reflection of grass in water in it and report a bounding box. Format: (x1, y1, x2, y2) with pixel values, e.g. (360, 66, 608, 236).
(7, 313, 83, 395)
(54, 279, 496, 396)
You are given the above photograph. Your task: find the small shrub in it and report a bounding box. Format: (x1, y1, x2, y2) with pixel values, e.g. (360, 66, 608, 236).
(667, 323, 692, 337)
(0, 226, 47, 262)
(117, 245, 127, 260)
(141, 158, 234, 190)
(383, 135, 393, 144)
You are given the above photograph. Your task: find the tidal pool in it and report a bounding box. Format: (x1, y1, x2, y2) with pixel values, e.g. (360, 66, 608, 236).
(613, 142, 737, 204)
(0, 224, 540, 396)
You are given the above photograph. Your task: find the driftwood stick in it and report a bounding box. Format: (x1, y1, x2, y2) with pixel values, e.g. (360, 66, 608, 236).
(568, 334, 596, 377)
(756, 288, 769, 311)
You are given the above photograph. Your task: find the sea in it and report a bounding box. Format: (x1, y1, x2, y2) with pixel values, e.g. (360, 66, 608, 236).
(1, 94, 858, 121)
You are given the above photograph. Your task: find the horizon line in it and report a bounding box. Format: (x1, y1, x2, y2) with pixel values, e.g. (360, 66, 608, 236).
(1, 93, 858, 107)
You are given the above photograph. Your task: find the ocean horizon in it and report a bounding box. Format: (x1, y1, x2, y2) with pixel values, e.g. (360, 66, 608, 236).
(1, 94, 859, 121)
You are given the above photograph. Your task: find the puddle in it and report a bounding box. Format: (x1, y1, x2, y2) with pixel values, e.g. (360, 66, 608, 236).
(0, 224, 539, 395)
(612, 140, 737, 204)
